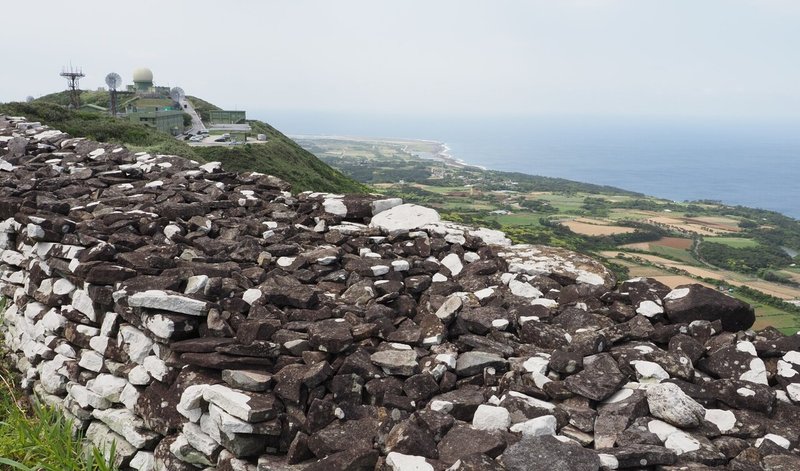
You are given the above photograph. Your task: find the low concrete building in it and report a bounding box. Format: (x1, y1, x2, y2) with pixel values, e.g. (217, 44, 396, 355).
(209, 110, 246, 125)
(128, 110, 184, 135)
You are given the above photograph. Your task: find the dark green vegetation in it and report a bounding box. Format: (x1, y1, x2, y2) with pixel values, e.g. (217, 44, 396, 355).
(698, 242, 794, 274)
(0, 96, 365, 194)
(0, 300, 116, 471)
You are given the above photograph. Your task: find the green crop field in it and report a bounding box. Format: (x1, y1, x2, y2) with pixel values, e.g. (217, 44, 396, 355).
(707, 237, 760, 248)
(487, 212, 547, 227)
(647, 244, 700, 265)
(740, 293, 800, 335)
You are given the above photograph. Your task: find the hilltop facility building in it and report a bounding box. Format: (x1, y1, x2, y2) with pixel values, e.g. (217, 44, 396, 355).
(122, 67, 184, 135)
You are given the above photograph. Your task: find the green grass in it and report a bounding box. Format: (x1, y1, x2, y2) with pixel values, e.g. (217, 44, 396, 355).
(733, 293, 800, 335)
(0, 299, 116, 470)
(707, 237, 760, 248)
(487, 213, 547, 227)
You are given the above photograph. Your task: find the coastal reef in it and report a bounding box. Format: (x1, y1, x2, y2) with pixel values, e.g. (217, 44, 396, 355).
(1, 115, 800, 470)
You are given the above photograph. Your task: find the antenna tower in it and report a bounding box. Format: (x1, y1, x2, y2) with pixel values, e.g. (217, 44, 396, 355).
(105, 72, 122, 117)
(60, 65, 85, 109)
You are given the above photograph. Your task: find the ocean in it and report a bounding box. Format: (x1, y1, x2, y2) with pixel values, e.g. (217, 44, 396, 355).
(256, 111, 800, 219)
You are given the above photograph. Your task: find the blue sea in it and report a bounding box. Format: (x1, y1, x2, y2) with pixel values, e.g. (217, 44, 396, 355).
(256, 111, 800, 219)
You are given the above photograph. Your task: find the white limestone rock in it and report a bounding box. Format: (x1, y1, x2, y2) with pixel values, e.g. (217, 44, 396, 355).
(87, 373, 128, 402)
(143, 355, 170, 382)
(92, 407, 160, 448)
(704, 409, 736, 433)
(369, 204, 441, 232)
(129, 451, 155, 471)
(509, 414, 558, 437)
(118, 325, 153, 364)
(386, 452, 434, 471)
(646, 382, 705, 428)
(508, 279, 543, 299)
(648, 420, 701, 455)
(79, 350, 105, 373)
(786, 383, 800, 403)
(128, 365, 152, 386)
(72, 289, 96, 321)
(435, 294, 463, 322)
(636, 300, 664, 318)
(202, 384, 277, 422)
(184, 275, 209, 295)
(67, 383, 111, 410)
(441, 253, 463, 276)
(631, 360, 669, 383)
(756, 433, 791, 449)
(178, 384, 210, 422)
(127, 289, 208, 316)
(170, 434, 214, 467)
(183, 421, 222, 457)
(85, 421, 137, 466)
(472, 404, 511, 431)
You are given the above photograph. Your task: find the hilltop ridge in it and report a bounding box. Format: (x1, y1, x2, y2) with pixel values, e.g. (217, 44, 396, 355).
(0, 95, 366, 194)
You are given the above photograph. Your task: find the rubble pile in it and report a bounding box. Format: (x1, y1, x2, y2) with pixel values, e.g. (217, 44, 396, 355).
(1, 115, 800, 471)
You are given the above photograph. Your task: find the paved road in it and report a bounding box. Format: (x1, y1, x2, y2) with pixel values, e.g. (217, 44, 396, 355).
(179, 98, 207, 135)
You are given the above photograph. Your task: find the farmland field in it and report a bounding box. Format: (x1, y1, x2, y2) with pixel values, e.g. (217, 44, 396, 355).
(562, 220, 637, 236)
(706, 237, 760, 248)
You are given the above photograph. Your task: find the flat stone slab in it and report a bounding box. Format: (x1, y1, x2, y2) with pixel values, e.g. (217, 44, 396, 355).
(369, 204, 441, 232)
(497, 244, 616, 289)
(127, 290, 208, 316)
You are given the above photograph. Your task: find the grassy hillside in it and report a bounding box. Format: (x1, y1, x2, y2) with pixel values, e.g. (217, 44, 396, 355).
(0, 97, 366, 194)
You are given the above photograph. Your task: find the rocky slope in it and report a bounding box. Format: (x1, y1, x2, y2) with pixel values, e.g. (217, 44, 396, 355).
(1, 115, 799, 471)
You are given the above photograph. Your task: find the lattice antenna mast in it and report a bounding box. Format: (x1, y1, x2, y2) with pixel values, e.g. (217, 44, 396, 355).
(105, 73, 122, 117)
(60, 65, 85, 109)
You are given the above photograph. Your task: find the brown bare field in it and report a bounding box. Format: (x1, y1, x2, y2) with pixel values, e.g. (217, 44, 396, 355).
(685, 216, 742, 232)
(645, 216, 736, 236)
(563, 221, 637, 236)
(657, 237, 694, 249)
(621, 241, 651, 250)
(573, 217, 616, 225)
(602, 251, 800, 300)
(615, 258, 714, 289)
(621, 237, 693, 251)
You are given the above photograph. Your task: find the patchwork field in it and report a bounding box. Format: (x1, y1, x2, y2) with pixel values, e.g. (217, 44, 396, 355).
(623, 237, 693, 251)
(706, 236, 760, 248)
(645, 215, 738, 236)
(562, 220, 637, 236)
(602, 251, 800, 300)
(602, 251, 800, 333)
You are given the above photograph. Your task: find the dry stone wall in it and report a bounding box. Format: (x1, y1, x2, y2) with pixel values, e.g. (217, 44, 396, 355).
(1, 115, 800, 470)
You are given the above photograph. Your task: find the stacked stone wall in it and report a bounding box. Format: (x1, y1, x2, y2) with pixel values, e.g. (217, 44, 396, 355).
(2, 115, 800, 470)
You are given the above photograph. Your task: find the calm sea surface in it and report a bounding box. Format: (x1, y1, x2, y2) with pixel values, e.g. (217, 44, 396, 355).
(258, 112, 800, 219)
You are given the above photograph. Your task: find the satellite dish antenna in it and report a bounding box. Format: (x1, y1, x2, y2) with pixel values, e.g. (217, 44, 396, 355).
(105, 72, 122, 90)
(169, 87, 185, 102)
(105, 72, 122, 117)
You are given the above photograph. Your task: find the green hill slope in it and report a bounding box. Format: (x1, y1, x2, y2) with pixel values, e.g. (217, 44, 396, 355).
(0, 95, 366, 194)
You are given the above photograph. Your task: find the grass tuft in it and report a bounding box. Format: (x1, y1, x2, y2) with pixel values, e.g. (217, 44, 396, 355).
(0, 298, 116, 471)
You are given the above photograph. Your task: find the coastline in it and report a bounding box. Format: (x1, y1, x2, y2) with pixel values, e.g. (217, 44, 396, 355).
(424, 142, 487, 170)
(290, 134, 487, 170)
(291, 133, 799, 221)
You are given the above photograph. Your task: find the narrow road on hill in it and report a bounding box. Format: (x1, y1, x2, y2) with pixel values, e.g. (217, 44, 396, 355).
(180, 98, 207, 135)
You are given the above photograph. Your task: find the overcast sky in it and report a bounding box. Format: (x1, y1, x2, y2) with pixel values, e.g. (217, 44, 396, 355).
(2, 0, 799, 120)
